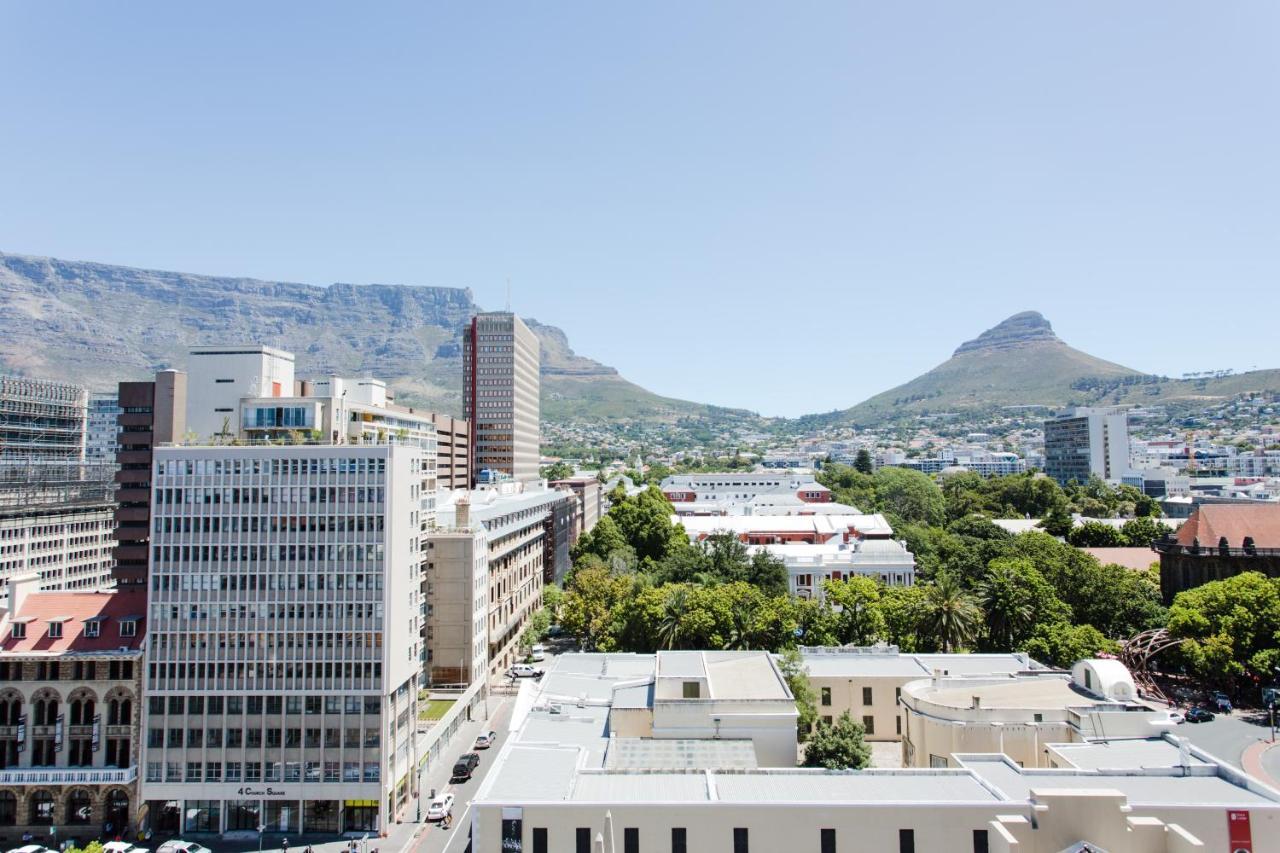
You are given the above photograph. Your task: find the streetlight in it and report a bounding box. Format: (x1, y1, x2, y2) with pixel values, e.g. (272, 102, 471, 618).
(257, 823, 265, 853)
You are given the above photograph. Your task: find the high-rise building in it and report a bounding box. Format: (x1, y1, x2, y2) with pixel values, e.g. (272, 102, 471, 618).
(0, 375, 88, 464)
(430, 414, 470, 491)
(462, 313, 540, 485)
(140, 443, 430, 835)
(1043, 407, 1131, 485)
(0, 501, 117, 592)
(86, 393, 122, 465)
(112, 371, 186, 588)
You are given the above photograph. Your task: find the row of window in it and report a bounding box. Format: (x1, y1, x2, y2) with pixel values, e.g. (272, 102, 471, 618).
(157, 514, 386, 534)
(150, 601, 382, 622)
(153, 570, 384, 592)
(145, 759, 380, 783)
(148, 726, 380, 749)
(147, 660, 383, 685)
(157, 457, 387, 477)
(151, 543, 387, 565)
(9, 621, 136, 641)
(541, 826, 987, 853)
(155, 486, 386, 506)
(0, 660, 134, 681)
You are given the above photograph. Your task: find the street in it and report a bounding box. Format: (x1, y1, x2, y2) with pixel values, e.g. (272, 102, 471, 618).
(1174, 708, 1276, 777)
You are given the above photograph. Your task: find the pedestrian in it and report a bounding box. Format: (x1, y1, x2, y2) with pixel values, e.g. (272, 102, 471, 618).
(282, 837, 289, 853)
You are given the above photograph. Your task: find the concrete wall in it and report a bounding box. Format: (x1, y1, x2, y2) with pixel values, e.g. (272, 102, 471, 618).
(810, 673, 907, 741)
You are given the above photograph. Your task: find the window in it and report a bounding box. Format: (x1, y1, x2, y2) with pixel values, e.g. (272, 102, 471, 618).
(532, 828, 548, 853)
(84, 622, 100, 638)
(10, 624, 24, 640)
(862, 687, 873, 705)
(896, 715, 902, 735)
(120, 621, 137, 638)
(734, 827, 749, 853)
(899, 829, 915, 853)
(672, 828, 687, 853)
(821, 687, 831, 706)
(821, 828, 836, 853)
(682, 681, 700, 699)
(576, 828, 591, 853)
(863, 715, 875, 735)
(208, 696, 224, 715)
(973, 830, 989, 853)
(929, 755, 948, 768)
(624, 828, 638, 853)
(1033, 713, 1043, 723)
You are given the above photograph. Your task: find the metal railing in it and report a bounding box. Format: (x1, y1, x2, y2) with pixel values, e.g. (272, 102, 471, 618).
(1151, 536, 1280, 558)
(0, 766, 136, 785)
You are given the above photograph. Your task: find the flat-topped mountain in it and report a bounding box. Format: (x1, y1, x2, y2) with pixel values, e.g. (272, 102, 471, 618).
(0, 251, 749, 424)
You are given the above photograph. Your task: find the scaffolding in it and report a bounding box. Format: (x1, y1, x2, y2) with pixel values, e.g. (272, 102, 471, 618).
(0, 374, 90, 462)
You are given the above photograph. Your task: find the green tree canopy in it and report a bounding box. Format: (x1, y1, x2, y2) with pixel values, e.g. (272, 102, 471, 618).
(803, 711, 871, 770)
(1166, 572, 1280, 683)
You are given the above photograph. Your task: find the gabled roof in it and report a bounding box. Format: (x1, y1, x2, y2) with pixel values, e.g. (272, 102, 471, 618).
(2, 589, 146, 654)
(1175, 503, 1280, 548)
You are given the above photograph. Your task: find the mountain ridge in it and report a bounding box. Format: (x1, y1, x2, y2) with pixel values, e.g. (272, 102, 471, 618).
(0, 251, 750, 424)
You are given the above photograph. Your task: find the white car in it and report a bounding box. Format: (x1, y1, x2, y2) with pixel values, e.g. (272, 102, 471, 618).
(474, 730, 498, 749)
(426, 792, 455, 821)
(103, 843, 150, 853)
(529, 644, 546, 662)
(7, 845, 58, 853)
(157, 842, 213, 853)
(509, 663, 543, 678)
(1167, 710, 1186, 724)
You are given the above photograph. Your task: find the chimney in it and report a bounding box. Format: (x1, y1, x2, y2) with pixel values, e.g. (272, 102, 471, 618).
(6, 573, 41, 621)
(1178, 737, 1191, 771)
(456, 498, 471, 529)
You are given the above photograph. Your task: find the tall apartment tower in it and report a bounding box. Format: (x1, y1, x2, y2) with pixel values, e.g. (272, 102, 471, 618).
(112, 370, 187, 587)
(1043, 406, 1131, 486)
(140, 443, 428, 835)
(462, 313, 540, 486)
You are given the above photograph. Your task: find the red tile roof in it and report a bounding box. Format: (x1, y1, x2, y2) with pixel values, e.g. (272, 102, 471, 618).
(1083, 547, 1159, 571)
(2, 589, 146, 654)
(1174, 504, 1280, 549)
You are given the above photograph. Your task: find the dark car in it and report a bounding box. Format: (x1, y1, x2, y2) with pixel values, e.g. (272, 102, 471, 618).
(451, 752, 481, 781)
(1185, 707, 1215, 723)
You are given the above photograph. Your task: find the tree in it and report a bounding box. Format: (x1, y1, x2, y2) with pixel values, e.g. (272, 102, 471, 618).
(541, 461, 574, 481)
(778, 647, 817, 740)
(1067, 521, 1125, 548)
(1023, 622, 1118, 668)
(978, 558, 1070, 651)
(1039, 504, 1075, 538)
(1119, 516, 1170, 549)
(741, 548, 790, 597)
(542, 583, 565, 624)
(802, 711, 871, 769)
(560, 565, 629, 651)
(657, 585, 692, 650)
(608, 487, 686, 564)
(921, 574, 981, 653)
(853, 448, 874, 475)
(874, 467, 946, 527)
(1166, 572, 1280, 684)
(880, 584, 929, 652)
(823, 576, 886, 646)
(570, 515, 629, 563)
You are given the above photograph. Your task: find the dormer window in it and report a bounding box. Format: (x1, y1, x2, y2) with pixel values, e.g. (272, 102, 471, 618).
(10, 623, 25, 640)
(48, 623, 62, 639)
(120, 621, 137, 638)
(84, 622, 101, 638)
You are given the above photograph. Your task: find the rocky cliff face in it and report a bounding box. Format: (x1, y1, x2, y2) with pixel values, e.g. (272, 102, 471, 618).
(952, 310, 1061, 356)
(0, 252, 627, 418)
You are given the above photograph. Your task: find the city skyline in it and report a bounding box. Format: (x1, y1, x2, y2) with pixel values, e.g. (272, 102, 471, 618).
(2, 3, 1277, 416)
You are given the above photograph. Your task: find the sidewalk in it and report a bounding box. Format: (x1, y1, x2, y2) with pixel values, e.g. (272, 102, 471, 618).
(1242, 738, 1280, 790)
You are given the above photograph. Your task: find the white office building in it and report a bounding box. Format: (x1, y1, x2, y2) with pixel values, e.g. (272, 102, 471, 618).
(1044, 407, 1132, 485)
(86, 393, 121, 464)
(140, 443, 432, 836)
(186, 346, 295, 442)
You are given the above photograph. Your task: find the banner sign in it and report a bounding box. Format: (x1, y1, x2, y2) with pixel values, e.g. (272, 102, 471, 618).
(1228, 809, 1252, 853)
(54, 714, 64, 751)
(92, 714, 102, 751)
(16, 714, 25, 752)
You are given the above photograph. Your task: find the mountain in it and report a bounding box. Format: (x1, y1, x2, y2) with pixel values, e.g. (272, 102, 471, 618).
(813, 311, 1280, 426)
(0, 251, 749, 424)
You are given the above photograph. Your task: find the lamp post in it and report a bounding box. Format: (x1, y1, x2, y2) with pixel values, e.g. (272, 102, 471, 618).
(258, 823, 265, 853)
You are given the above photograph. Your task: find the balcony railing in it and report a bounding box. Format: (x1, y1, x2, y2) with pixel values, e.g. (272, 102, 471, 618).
(1151, 536, 1280, 558)
(0, 766, 136, 785)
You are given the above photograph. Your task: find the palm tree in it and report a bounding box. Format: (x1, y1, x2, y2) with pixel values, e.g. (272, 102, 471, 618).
(923, 574, 981, 653)
(725, 597, 760, 651)
(979, 562, 1033, 651)
(657, 586, 690, 650)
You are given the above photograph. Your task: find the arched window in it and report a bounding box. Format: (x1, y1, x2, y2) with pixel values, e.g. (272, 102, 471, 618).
(29, 790, 54, 825)
(105, 789, 129, 828)
(108, 696, 133, 726)
(0, 693, 20, 727)
(67, 790, 92, 824)
(70, 699, 83, 726)
(0, 791, 15, 826)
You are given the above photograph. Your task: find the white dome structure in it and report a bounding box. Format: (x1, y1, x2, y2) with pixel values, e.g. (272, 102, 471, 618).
(1071, 659, 1137, 701)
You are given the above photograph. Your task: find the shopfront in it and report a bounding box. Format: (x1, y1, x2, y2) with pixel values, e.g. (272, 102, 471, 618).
(343, 799, 379, 833)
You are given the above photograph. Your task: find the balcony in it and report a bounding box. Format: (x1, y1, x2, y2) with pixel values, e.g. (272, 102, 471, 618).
(0, 766, 137, 785)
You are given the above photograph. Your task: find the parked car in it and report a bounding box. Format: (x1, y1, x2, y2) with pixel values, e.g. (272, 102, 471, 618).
(157, 842, 213, 853)
(529, 644, 546, 662)
(1210, 691, 1233, 713)
(103, 843, 150, 853)
(474, 730, 498, 749)
(426, 792, 455, 821)
(509, 663, 544, 679)
(1166, 710, 1186, 724)
(452, 751, 481, 781)
(7, 845, 58, 853)
(1185, 707, 1215, 723)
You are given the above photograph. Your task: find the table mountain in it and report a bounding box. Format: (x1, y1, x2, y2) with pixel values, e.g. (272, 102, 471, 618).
(0, 251, 747, 424)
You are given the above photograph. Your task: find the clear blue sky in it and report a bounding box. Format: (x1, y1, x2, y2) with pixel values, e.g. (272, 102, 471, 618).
(2, 2, 1277, 417)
